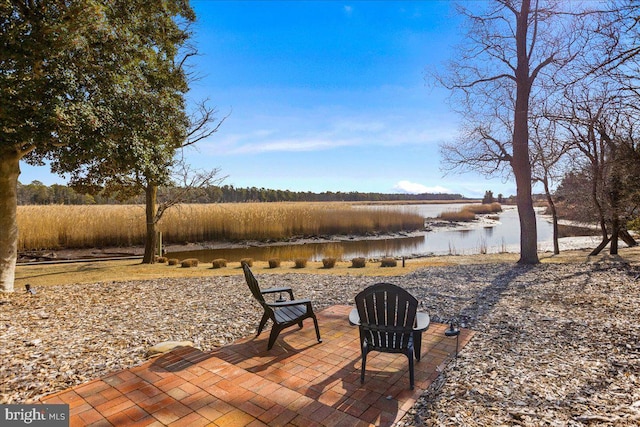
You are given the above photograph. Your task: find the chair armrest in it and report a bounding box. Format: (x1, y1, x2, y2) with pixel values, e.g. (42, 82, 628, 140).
(267, 298, 312, 308)
(413, 312, 430, 332)
(261, 287, 295, 300)
(261, 286, 293, 294)
(348, 308, 361, 326)
(349, 308, 428, 330)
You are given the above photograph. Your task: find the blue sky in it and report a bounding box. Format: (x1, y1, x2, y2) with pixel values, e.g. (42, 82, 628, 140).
(20, 0, 518, 198)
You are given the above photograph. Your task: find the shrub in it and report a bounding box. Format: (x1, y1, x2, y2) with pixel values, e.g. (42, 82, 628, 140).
(156, 256, 168, 264)
(322, 257, 337, 269)
(268, 258, 281, 268)
(294, 258, 307, 268)
(351, 257, 366, 268)
(240, 258, 253, 267)
(380, 257, 397, 267)
(167, 258, 179, 266)
(181, 258, 199, 268)
(212, 258, 227, 269)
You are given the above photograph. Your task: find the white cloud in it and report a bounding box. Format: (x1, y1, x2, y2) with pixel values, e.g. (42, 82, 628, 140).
(232, 137, 359, 154)
(344, 5, 353, 15)
(204, 113, 456, 156)
(394, 180, 451, 194)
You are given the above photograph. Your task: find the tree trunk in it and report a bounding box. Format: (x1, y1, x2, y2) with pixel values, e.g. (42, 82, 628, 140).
(610, 211, 619, 255)
(590, 235, 611, 256)
(589, 146, 609, 256)
(589, 216, 610, 256)
(142, 184, 158, 264)
(620, 230, 637, 247)
(543, 179, 560, 255)
(513, 0, 539, 264)
(0, 151, 20, 293)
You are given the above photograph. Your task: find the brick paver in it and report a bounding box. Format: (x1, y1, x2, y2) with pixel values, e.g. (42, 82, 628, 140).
(41, 305, 473, 426)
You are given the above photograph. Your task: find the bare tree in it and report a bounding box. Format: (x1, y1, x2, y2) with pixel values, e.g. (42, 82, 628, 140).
(139, 102, 228, 264)
(553, 81, 640, 255)
(530, 110, 572, 254)
(434, 0, 590, 264)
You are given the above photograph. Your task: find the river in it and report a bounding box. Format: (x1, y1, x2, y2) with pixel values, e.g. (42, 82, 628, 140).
(166, 203, 600, 262)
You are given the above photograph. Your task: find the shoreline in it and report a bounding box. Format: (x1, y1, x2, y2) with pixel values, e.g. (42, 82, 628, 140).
(18, 213, 602, 264)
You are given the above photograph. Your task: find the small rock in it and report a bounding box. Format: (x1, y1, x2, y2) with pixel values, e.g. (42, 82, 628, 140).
(146, 341, 194, 357)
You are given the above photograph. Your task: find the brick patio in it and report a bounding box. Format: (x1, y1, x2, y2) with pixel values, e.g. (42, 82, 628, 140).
(41, 305, 473, 426)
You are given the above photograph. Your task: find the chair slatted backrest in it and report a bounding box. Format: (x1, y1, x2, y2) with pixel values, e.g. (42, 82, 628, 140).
(242, 263, 266, 305)
(355, 283, 418, 352)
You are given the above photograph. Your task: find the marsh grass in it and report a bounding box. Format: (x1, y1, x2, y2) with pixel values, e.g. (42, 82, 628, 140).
(438, 203, 502, 222)
(439, 209, 477, 222)
(464, 202, 502, 214)
(17, 202, 425, 251)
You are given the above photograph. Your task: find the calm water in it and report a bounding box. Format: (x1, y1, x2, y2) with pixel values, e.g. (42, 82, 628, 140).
(167, 204, 562, 262)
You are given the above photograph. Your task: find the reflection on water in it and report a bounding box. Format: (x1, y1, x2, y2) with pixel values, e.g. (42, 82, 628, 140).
(456, 229, 472, 237)
(168, 236, 425, 263)
(167, 204, 573, 262)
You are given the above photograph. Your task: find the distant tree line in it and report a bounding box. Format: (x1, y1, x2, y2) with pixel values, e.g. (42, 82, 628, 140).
(17, 181, 467, 205)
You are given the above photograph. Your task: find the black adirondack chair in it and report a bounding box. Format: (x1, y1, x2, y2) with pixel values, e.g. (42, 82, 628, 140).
(242, 263, 322, 350)
(354, 283, 422, 389)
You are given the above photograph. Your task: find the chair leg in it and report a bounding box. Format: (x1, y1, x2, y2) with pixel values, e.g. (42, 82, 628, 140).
(360, 349, 368, 384)
(407, 350, 415, 390)
(312, 315, 322, 343)
(256, 311, 270, 337)
(267, 325, 283, 350)
(405, 347, 415, 390)
(413, 331, 423, 361)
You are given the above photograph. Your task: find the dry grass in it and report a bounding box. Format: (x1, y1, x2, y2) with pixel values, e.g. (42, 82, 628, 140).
(17, 202, 425, 251)
(438, 202, 502, 221)
(464, 202, 502, 214)
(438, 209, 477, 222)
(15, 247, 640, 290)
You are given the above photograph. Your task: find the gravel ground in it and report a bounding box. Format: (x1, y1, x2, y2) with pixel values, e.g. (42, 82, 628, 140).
(1, 260, 639, 426)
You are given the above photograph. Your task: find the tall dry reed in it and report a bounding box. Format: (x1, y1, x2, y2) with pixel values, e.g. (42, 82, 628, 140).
(17, 205, 146, 250)
(438, 203, 502, 222)
(17, 202, 425, 251)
